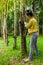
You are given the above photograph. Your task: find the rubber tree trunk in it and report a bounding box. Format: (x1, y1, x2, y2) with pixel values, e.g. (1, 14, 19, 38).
(31, 0, 35, 16)
(0, 13, 3, 37)
(13, 0, 17, 49)
(2, 0, 9, 46)
(19, 0, 27, 56)
(3, 12, 8, 46)
(40, 0, 43, 34)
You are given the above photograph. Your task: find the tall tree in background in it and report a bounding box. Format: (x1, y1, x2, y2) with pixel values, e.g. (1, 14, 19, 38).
(39, 0, 43, 34)
(19, 0, 27, 56)
(31, 0, 35, 16)
(3, 0, 9, 45)
(13, 0, 17, 49)
(0, 12, 3, 37)
(0, 0, 4, 37)
(0, 0, 3, 37)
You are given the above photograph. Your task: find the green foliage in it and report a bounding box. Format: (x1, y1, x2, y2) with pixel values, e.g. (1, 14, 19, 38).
(0, 35, 43, 65)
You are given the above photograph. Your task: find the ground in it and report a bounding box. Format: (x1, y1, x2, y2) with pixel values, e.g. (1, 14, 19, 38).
(0, 35, 43, 65)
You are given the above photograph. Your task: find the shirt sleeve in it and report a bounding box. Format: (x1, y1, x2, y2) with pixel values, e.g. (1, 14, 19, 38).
(25, 20, 32, 29)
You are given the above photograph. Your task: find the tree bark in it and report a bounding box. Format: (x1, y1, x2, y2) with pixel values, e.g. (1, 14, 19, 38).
(3, 12, 8, 45)
(2, 0, 9, 46)
(13, 0, 17, 49)
(20, 0, 27, 56)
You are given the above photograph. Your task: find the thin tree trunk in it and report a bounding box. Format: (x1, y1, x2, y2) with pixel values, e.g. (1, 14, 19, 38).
(3, 12, 8, 45)
(32, 0, 35, 16)
(3, 0, 9, 46)
(40, 0, 43, 34)
(19, 0, 27, 56)
(42, 23, 43, 34)
(0, 13, 3, 37)
(13, 0, 17, 49)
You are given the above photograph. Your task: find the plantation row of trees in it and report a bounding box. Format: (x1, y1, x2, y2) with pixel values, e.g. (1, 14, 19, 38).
(0, 0, 43, 56)
(0, 0, 43, 35)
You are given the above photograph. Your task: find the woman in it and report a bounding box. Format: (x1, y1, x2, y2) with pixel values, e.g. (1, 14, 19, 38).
(23, 10, 39, 62)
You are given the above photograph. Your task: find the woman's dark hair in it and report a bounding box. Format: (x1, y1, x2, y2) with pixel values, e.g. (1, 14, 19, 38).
(25, 10, 33, 17)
